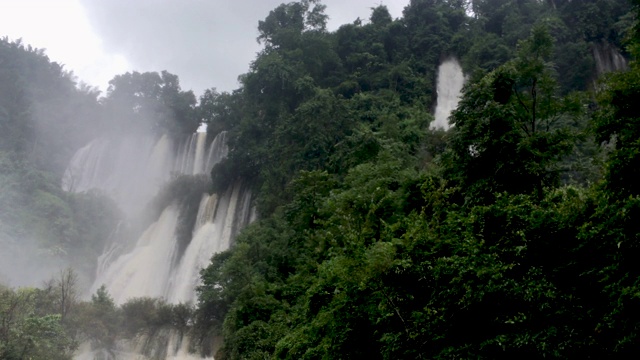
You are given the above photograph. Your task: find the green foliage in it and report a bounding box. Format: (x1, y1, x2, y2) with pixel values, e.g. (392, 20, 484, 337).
(196, 1, 640, 359)
(574, 16, 640, 352)
(4, 0, 640, 358)
(0, 278, 203, 359)
(104, 70, 199, 136)
(0, 272, 82, 360)
(74, 285, 119, 350)
(0, 38, 124, 283)
(443, 26, 578, 204)
(0, 153, 122, 277)
(595, 59, 640, 198)
(148, 174, 211, 256)
(120, 297, 194, 338)
(258, 0, 328, 50)
(200, 88, 242, 137)
(72, 286, 199, 355)
(0, 38, 103, 173)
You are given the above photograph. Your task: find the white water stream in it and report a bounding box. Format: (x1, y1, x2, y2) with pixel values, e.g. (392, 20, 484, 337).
(432, 57, 465, 130)
(593, 40, 628, 75)
(64, 130, 250, 359)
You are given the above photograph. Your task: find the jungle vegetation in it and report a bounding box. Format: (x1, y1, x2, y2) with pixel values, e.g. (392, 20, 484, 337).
(2, 0, 640, 359)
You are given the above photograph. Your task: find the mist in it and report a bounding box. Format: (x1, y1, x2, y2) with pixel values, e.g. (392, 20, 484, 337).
(0, 235, 66, 287)
(2, 0, 635, 358)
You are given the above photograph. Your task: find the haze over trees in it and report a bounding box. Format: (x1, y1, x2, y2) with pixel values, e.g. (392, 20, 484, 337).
(2, 0, 640, 359)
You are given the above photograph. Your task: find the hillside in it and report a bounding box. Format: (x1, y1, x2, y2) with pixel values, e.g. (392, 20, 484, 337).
(2, 1, 640, 359)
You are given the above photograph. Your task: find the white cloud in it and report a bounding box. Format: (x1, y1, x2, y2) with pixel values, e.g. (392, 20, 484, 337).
(2, 0, 408, 95)
(0, 0, 130, 91)
(77, 0, 408, 95)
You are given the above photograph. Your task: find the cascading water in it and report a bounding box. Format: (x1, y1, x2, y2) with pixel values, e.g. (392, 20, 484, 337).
(63, 132, 226, 214)
(432, 57, 465, 130)
(174, 132, 210, 175)
(168, 182, 252, 304)
(91, 205, 181, 303)
(63, 135, 177, 217)
(593, 40, 628, 75)
(64, 130, 251, 359)
(205, 131, 228, 168)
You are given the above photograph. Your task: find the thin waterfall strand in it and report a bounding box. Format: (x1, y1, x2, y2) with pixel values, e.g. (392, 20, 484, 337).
(432, 58, 465, 130)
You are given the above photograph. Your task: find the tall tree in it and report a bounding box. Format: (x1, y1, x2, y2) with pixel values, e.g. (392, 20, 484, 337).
(443, 25, 575, 203)
(104, 70, 198, 136)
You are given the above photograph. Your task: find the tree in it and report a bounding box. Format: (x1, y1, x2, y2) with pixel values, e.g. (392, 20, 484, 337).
(199, 88, 241, 138)
(0, 286, 75, 360)
(370, 5, 393, 27)
(577, 4, 640, 352)
(196, 2, 640, 358)
(595, 62, 640, 197)
(76, 285, 119, 351)
(258, 0, 327, 50)
(443, 25, 575, 203)
(104, 70, 198, 136)
(56, 268, 77, 323)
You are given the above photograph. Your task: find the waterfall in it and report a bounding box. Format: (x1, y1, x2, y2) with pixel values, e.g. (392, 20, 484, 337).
(168, 182, 252, 304)
(205, 131, 228, 170)
(192, 132, 208, 175)
(174, 132, 208, 175)
(64, 130, 249, 359)
(432, 57, 465, 130)
(62, 136, 170, 216)
(90, 205, 180, 303)
(63, 131, 230, 216)
(75, 330, 214, 360)
(593, 41, 628, 75)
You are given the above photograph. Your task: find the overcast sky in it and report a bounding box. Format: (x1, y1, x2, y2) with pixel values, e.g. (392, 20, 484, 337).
(1, 0, 408, 96)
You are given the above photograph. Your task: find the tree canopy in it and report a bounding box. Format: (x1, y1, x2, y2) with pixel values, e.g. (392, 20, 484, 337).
(3, 0, 640, 358)
(195, 1, 640, 358)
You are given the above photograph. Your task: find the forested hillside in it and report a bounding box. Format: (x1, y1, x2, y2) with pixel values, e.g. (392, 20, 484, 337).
(0, 39, 121, 285)
(0, 38, 204, 358)
(0, 38, 202, 286)
(195, 0, 640, 358)
(2, 0, 640, 359)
